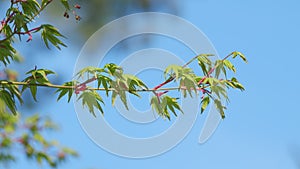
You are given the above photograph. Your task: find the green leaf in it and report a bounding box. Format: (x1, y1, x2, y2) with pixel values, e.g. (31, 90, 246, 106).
(180, 76, 197, 97)
(214, 60, 223, 79)
(198, 60, 208, 76)
(232, 51, 248, 63)
(0, 90, 17, 115)
(77, 91, 104, 116)
(164, 96, 183, 116)
(119, 90, 128, 110)
(214, 99, 226, 119)
(5, 84, 23, 104)
(97, 75, 112, 96)
(165, 65, 197, 97)
(223, 60, 236, 73)
(113, 80, 129, 109)
(76, 66, 104, 79)
(111, 90, 118, 106)
(21, 69, 55, 95)
(123, 74, 148, 97)
(164, 65, 182, 80)
(0, 40, 16, 66)
(197, 54, 213, 76)
(110, 78, 132, 110)
(56, 88, 68, 101)
(12, 11, 30, 35)
(104, 63, 123, 78)
(211, 85, 228, 101)
(201, 96, 210, 114)
(55, 81, 75, 102)
(150, 95, 183, 120)
(21, 0, 41, 17)
(60, 0, 71, 10)
(202, 77, 220, 86)
(41, 24, 66, 50)
(228, 77, 245, 91)
(150, 96, 164, 118)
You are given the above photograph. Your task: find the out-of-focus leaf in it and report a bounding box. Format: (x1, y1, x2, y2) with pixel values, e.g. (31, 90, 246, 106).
(62, 147, 78, 156)
(60, 0, 71, 10)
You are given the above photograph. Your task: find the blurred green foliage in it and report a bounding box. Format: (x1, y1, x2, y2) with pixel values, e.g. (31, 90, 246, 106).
(0, 109, 78, 168)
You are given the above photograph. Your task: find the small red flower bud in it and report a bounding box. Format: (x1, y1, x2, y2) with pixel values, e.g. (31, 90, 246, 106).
(58, 152, 65, 159)
(75, 15, 81, 21)
(17, 138, 24, 144)
(63, 12, 69, 18)
(74, 4, 81, 9)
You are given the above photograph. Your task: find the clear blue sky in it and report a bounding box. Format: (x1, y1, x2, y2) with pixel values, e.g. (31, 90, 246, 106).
(13, 0, 300, 168)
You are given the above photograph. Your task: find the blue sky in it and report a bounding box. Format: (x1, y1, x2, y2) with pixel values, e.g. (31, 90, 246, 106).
(12, 0, 300, 168)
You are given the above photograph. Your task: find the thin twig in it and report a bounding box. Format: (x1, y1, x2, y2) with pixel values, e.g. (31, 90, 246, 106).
(0, 80, 208, 92)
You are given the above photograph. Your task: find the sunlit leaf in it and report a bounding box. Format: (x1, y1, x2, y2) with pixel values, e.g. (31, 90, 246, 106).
(223, 60, 236, 73)
(97, 75, 112, 96)
(77, 90, 104, 116)
(232, 51, 248, 63)
(201, 96, 210, 114)
(214, 99, 226, 119)
(150, 95, 183, 120)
